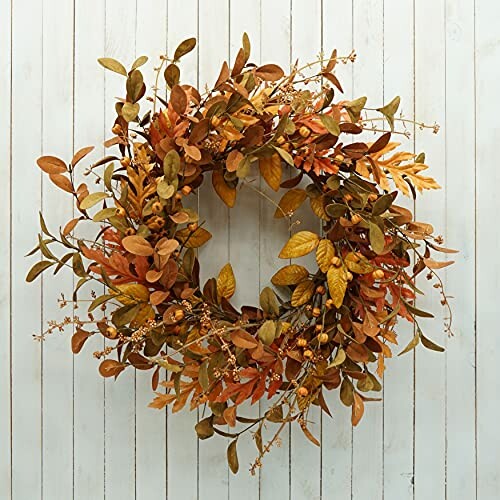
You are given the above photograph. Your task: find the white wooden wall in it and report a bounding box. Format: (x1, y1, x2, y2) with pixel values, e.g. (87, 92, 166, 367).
(0, 0, 496, 498)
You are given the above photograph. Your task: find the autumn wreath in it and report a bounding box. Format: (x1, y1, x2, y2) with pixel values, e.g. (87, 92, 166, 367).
(28, 35, 455, 474)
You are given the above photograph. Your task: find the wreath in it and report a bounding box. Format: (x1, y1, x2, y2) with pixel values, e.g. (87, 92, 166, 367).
(27, 34, 455, 474)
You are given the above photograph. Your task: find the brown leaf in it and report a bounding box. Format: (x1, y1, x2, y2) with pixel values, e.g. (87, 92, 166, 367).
(37, 155, 68, 174)
(223, 406, 237, 427)
(274, 189, 307, 218)
(300, 424, 320, 446)
(279, 231, 320, 259)
(351, 392, 365, 426)
(226, 150, 244, 173)
(423, 258, 455, 270)
(259, 154, 282, 191)
(212, 169, 236, 207)
(71, 328, 91, 354)
(71, 146, 94, 167)
(256, 64, 284, 81)
(99, 359, 126, 378)
(122, 235, 154, 256)
(176, 227, 212, 248)
(170, 84, 188, 115)
(63, 217, 80, 236)
(49, 173, 73, 193)
(231, 329, 258, 349)
(227, 439, 239, 474)
(174, 37, 197, 60)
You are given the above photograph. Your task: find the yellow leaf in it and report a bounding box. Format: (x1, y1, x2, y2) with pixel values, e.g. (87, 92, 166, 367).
(327, 266, 347, 308)
(175, 227, 212, 248)
(115, 283, 150, 305)
(131, 303, 155, 326)
(316, 239, 335, 273)
(271, 264, 309, 286)
(217, 263, 236, 299)
(274, 189, 307, 218)
(259, 154, 282, 191)
(212, 169, 236, 207)
(279, 231, 320, 259)
(310, 195, 330, 220)
(344, 252, 373, 274)
(291, 279, 315, 307)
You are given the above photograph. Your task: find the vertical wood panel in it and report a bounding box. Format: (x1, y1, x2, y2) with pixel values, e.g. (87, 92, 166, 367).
(41, 0, 75, 498)
(10, 0, 43, 497)
(166, 2, 200, 499)
(103, 1, 137, 498)
(228, 1, 261, 495)
(476, 0, 500, 498)
(351, 2, 384, 498)
(0, 0, 12, 497)
(414, 0, 447, 498)
(382, 1, 415, 498)
(320, 2, 354, 498)
(197, 1, 231, 498)
(135, 2, 168, 498)
(73, 1, 106, 498)
(444, 1, 477, 499)
(259, 1, 292, 496)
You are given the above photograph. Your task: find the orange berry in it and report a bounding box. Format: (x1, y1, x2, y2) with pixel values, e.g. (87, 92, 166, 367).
(351, 214, 362, 225)
(297, 386, 309, 397)
(297, 338, 308, 348)
(316, 285, 326, 295)
(303, 349, 313, 359)
(312, 307, 321, 318)
(325, 299, 334, 309)
(315, 324, 323, 332)
(115, 206, 126, 217)
(175, 192, 183, 200)
(151, 201, 163, 214)
(111, 124, 122, 135)
(368, 193, 378, 202)
(372, 269, 385, 280)
(124, 227, 136, 236)
(331, 256, 342, 267)
(317, 333, 329, 344)
(276, 136, 285, 145)
(299, 126, 311, 138)
(105, 326, 118, 339)
(187, 222, 198, 232)
(211, 116, 221, 127)
(346, 271, 353, 281)
(174, 309, 185, 321)
(343, 194, 353, 203)
(155, 216, 166, 228)
(120, 157, 131, 167)
(181, 185, 192, 196)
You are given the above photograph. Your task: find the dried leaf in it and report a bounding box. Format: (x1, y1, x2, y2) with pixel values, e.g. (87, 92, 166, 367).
(271, 264, 309, 286)
(212, 169, 236, 208)
(398, 331, 420, 356)
(122, 235, 154, 256)
(99, 359, 126, 378)
(369, 222, 386, 255)
(175, 227, 212, 248)
(71, 146, 94, 167)
(226, 150, 244, 173)
(26, 260, 54, 282)
(97, 57, 127, 76)
(291, 279, 315, 307)
(316, 239, 335, 273)
(256, 63, 284, 81)
(80, 192, 109, 210)
(227, 439, 239, 474)
(170, 84, 188, 115)
(274, 189, 307, 218)
(258, 320, 276, 345)
(351, 392, 365, 426)
(259, 287, 280, 316)
(279, 231, 320, 259)
(327, 266, 347, 308)
(259, 154, 282, 191)
(217, 263, 236, 299)
(174, 38, 196, 61)
(419, 332, 445, 352)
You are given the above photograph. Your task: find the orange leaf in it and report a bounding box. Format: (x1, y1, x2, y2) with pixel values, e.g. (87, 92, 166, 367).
(351, 392, 365, 426)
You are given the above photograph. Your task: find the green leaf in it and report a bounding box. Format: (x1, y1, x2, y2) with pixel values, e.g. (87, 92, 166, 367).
(126, 69, 144, 103)
(157, 180, 175, 199)
(97, 57, 127, 76)
(273, 146, 294, 166)
(328, 347, 346, 368)
(369, 222, 385, 254)
(80, 192, 109, 210)
(174, 38, 197, 61)
(242, 32, 251, 59)
(402, 299, 435, 318)
(371, 194, 394, 216)
(195, 417, 214, 440)
(320, 114, 340, 136)
(227, 439, 239, 474)
(340, 377, 354, 406)
(72, 253, 87, 278)
(419, 332, 445, 352)
(164, 63, 180, 89)
(122, 102, 140, 122)
(88, 294, 115, 313)
(398, 331, 420, 356)
(39, 212, 52, 237)
(258, 320, 276, 346)
(104, 162, 114, 190)
(377, 96, 401, 131)
(131, 55, 148, 71)
(26, 260, 54, 282)
(259, 287, 280, 316)
(93, 207, 117, 222)
(344, 96, 367, 122)
(236, 155, 251, 179)
(163, 150, 180, 180)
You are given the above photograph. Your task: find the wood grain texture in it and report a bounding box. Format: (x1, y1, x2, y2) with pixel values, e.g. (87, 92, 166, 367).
(0, 0, 491, 498)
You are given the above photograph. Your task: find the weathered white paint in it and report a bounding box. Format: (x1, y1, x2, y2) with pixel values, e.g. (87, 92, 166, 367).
(0, 0, 492, 498)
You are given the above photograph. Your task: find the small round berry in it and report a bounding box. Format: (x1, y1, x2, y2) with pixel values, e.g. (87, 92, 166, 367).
(312, 307, 321, 318)
(315, 285, 326, 295)
(151, 201, 163, 214)
(105, 326, 118, 339)
(211, 116, 221, 127)
(368, 193, 378, 202)
(174, 309, 185, 321)
(181, 185, 192, 196)
(325, 299, 334, 309)
(299, 126, 311, 138)
(315, 324, 323, 332)
(317, 333, 329, 344)
(120, 157, 131, 168)
(331, 256, 342, 267)
(297, 338, 308, 348)
(343, 193, 353, 203)
(115, 206, 126, 217)
(276, 136, 285, 145)
(351, 214, 362, 225)
(124, 227, 136, 236)
(372, 269, 385, 280)
(303, 349, 313, 359)
(111, 124, 122, 135)
(175, 192, 183, 200)
(346, 271, 353, 281)
(297, 386, 309, 397)
(187, 222, 198, 232)
(155, 216, 166, 228)
(334, 154, 345, 163)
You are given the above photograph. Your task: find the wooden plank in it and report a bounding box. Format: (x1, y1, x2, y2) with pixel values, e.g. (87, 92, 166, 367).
(444, 1, 477, 499)
(0, 0, 12, 496)
(381, 1, 416, 498)
(41, 0, 75, 498)
(320, 2, 354, 498)
(134, 2, 168, 498)
(103, 2, 137, 498)
(350, 2, 384, 499)
(475, 1, 500, 498)
(10, 0, 43, 498)
(290, 1, 322, 499)
(414, 0, 447, 498)
(259, 1, 293, 496)
(197, 1, 231, 498)
(73, 1, 106, 498)
(166, 2, 200, 499)
(227, 0, 262, 493)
